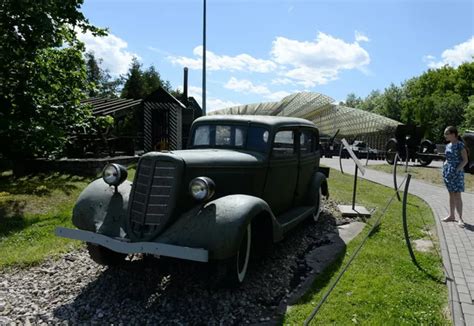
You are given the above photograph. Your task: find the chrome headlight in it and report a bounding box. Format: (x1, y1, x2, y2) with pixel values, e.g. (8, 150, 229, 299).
(189, 177, 215, 201)
(102, 163, 128, 187)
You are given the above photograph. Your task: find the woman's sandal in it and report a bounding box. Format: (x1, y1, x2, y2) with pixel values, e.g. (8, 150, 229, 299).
(458, 220, 465, 228)
(442, 216, 456, 222)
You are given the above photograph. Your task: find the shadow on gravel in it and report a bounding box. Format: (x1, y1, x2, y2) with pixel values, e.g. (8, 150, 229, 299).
(53, 212, 349, 325)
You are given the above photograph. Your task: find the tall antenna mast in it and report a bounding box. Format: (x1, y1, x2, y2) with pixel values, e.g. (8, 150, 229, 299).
(202, 0, 207, 115)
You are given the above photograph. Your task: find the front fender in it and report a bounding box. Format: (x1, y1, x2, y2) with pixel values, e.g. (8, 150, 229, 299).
(72, 179, 132, 238)
(156, 194, 277, 260)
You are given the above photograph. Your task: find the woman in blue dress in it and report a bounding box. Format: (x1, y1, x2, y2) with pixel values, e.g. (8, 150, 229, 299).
(442, 126, 469, 227)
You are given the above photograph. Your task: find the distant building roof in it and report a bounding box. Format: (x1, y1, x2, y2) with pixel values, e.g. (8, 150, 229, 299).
(82, 97, 143, 116)
(211, 92, 401, 149)
(195, 114, 316, 128)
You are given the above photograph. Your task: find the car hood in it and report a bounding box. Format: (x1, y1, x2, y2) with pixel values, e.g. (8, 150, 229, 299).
(167, 149, 267, 167)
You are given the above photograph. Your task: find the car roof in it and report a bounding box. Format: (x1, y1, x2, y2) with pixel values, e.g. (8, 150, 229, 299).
(194, 115, 316, 129)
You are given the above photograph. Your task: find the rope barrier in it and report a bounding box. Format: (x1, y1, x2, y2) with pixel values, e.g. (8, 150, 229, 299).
(401, 173, 446, 284)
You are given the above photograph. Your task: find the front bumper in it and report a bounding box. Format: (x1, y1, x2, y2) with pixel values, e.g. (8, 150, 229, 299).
(55, 227, 209, 262)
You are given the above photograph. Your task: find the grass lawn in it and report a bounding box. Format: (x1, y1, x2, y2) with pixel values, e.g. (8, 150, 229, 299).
(369, 163, 474, 193)
(284, 169, 450, 325)
(0, 168, 136, 269)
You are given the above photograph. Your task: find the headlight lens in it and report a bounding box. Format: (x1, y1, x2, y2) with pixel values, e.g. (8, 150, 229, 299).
(102, 163, 128, 186)
(189, 177, 215, 201)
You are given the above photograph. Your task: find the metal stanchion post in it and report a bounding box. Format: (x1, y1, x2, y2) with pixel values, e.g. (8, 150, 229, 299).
(393, 153, 401, 202)
(352, 164, 358, 210)
(339, 145, 344, 174)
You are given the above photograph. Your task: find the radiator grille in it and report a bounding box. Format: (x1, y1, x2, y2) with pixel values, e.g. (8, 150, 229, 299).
(129, 157, 179, 239)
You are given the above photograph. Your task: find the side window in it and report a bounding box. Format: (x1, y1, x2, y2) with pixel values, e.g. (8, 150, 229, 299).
(272, 130, 295, 157)
(300, 131, 313, 154)
(247, 127, 270, 152)
(193, 125, 210, 146)
(235, 127, 245, 147)
(300, 130, 319, 154)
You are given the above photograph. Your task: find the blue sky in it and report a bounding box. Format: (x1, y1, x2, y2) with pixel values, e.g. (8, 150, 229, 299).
(80, 0, 474, 111)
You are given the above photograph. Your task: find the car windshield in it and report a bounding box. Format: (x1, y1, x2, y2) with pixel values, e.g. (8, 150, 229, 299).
(191, 124, 270, 153)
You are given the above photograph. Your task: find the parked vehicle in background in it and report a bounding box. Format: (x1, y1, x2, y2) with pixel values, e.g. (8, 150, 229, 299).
(385, 125, 440, 166)
(339, 140, 378, 160)
(56, 115, 330, 286)
(463, 130, 474, 174)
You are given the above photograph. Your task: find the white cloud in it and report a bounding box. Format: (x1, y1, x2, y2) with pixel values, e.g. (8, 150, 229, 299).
(355, 31, 370, 43)
(78, 30, 137, 76)
(187, 85, 240, 112)
(271, 32, 370, 87)
(424, 37, 474, 68)
(422, 55, 436, 63)
(168, 46, 277, 73)
(208, 98, 242, 111)
(169, 31, 371, 94)
(224, 77, 270, 95)
(224, 77, 292, 102)
(188, 86, 203, 96)
(147, 46, 171, 56)
(271, 78, 295, 85)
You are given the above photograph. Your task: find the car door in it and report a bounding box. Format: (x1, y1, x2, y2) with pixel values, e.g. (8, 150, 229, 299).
(263, 128, 298, 216)
(294, 128, 320, 206)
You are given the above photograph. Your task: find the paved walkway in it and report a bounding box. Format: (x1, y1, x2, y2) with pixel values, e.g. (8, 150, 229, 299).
(321, 158, 474, 326)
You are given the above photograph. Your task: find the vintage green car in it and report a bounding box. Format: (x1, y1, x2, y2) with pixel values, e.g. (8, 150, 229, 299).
(56, 115, 329, 286)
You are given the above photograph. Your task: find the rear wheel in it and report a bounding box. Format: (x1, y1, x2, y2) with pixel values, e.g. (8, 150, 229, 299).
(86, 243, 127, 266)
(212, 223, 252, 287)
(385, 139, 398, 165)
(313, 188, 323, 221)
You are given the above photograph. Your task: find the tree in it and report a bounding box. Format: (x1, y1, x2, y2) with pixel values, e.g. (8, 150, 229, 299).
(0, 0, 105, 162)
(85, 52, 122, 97)
(343, 62, 473, 142)
(431, 91, 465, 139)
(121, 58, 146, 99)
(344, 93, 363, 108)
(400, 63, 472, 142)
(463, 96, 474, 131)
(358, 90, 383, 113)
(85, 52, 102, 96)
(143, 66, 163, 95)
(376, 83, 403, 121)
(121, 59, 173, 99)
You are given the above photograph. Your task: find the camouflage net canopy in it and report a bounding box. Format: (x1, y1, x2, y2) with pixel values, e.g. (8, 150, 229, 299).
(211, 92, 401, 150)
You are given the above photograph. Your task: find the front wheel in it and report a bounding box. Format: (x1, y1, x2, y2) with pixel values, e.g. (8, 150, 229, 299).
(418, 139, 434, 166)
(212, 223, 252, 287)
(86, 243, 127, 266)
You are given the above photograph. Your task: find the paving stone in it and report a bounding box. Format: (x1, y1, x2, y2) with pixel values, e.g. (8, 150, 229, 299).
(466, 276, 474, 284)
(467, 283, 474, 291)
(462, 303, 474, 316)
(464, 314, 474, 326)
(459, 293, 473, 304)
(453, 265, 463, 272)
(457, 285, 470, 294)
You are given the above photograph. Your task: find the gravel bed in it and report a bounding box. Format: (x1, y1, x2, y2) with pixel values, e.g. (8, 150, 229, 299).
(0, 200, 357, 325)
